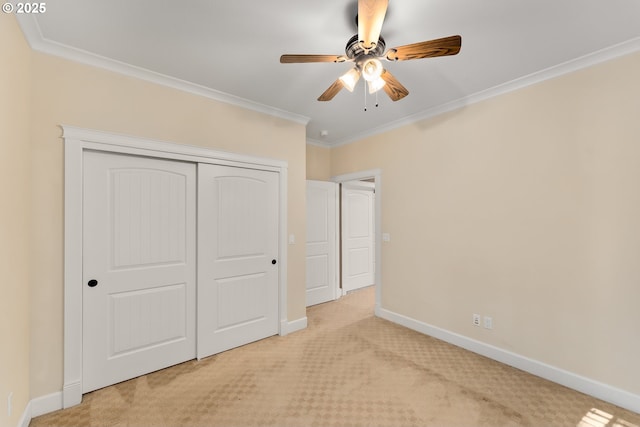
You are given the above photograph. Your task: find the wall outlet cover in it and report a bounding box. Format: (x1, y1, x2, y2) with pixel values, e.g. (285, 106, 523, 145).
(472, 313, 481, 326)
(484, 316, 493, 330)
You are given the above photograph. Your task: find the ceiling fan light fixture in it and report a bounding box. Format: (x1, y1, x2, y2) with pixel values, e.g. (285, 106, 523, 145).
(280, 1, 462, 104)
(339, 68, 361, 92)
(361, 58, 383, 82)
(368, 76, 386, 94)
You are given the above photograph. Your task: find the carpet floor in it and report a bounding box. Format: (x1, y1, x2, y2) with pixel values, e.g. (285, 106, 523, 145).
(31, 286, 640, 427)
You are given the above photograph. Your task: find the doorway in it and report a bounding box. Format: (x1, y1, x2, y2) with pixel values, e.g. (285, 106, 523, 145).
(341, 180, 375, 293)
(304, 170, 382, 310)
(334, 170, 382, 312)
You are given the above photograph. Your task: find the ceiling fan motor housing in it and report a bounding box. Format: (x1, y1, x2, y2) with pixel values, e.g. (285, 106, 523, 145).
(345, 34, 386, 59)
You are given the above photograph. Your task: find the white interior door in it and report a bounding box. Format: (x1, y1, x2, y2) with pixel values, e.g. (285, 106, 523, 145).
(197, 164, 279, 359)
(341, 181, 375, 292)
(306, 180, 338, 306)
(82, 151, 196, 393)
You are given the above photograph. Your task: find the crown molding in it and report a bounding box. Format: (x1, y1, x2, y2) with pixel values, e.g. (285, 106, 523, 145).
(329, 36, 640, 148)
(15, 15, 310, 126)
(305, 138, 331, 148)
(15, 14, 640, 147)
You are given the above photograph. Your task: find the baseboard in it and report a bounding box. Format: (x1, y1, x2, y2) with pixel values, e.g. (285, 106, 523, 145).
(377, 307, 640, 414)
(17, 400, 31, 427)
(30, 391, 62, 418)
(280, 316, 307, 336)
(16, 391, 63, 427)
(62, 381, 82, 409)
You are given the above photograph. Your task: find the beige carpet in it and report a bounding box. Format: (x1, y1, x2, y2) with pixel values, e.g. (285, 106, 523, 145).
(31, 286, 640, 427)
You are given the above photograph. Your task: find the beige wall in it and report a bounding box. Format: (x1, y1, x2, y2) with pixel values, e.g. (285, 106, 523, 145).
(331, 52, 640, 395)
(0, 15, 31, 427)
(305, 143, 331, 180)
(28, 53, 308, 397)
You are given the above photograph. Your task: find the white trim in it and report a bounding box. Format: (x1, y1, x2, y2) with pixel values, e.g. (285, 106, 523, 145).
(63, 136, 83, 409)
(13, 11, 43, 48)
(278, 167, 289, 337)
(332, 169, 381, 184)
(326, 37, 640, 148)
(15, 17, 310, 127)
(332, 184, 341, 302)
(305, 138, 329, 148)
(332, 170, 382, 311)
(19, 391, 64, 427)
(16, 14, 640, 149)
(342, 180, 375, 191)
(30, 392, 63, 419)
(281, 317, 308, 336)
(62, 381, 82, 409)
(62, 126, 288, 170)
(17, 402, 31, 427)
(377, 307, 640, 414)
(62, 126, 289, 408)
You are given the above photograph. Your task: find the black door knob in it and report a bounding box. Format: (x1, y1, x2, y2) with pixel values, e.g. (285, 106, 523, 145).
(88, 279, 98, 287)
(271, 259, 277, 265)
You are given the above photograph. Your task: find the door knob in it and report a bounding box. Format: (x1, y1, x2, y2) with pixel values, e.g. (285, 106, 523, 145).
(87, 279, 98, 287)
(272, 259, 277, 265)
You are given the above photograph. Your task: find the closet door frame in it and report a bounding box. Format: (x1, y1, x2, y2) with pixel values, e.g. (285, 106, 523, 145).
(62, 126, 289, 409)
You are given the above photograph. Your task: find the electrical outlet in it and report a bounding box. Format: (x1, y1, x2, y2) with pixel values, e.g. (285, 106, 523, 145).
(472, 313, 481, 326)
(484, 316, 493, 330)
(8, 392, 13, 417)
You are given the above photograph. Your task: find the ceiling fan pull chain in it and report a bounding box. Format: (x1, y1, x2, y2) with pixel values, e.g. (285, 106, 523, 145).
(364, 81, 368, 111)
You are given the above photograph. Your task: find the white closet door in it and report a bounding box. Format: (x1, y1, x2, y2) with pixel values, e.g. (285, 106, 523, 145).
(342, 181, 375, 292)
(306, 180, 338, 306)
(82, 151, 196, 393)
(197, 164, 279, 359)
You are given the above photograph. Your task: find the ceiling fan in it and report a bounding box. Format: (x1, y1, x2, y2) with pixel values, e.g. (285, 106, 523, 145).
(280, 0, 462, 102)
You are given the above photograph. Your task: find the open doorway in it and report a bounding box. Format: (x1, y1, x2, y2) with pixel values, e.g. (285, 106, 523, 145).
(333, 169, 382, 315)
(340, 179, 375, 293)
(305, 170, 382, 312)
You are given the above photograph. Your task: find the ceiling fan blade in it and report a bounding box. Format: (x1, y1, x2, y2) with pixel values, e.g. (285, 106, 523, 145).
(318, 79, 344, 101)
(386, 35, 462, 61)
(380, 69, 409, 101)
(280, 54, 348, 64)
(358, 0, 388, 50)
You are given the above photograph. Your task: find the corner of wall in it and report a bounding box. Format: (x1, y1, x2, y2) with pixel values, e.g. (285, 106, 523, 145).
(0, 12, 32, 427)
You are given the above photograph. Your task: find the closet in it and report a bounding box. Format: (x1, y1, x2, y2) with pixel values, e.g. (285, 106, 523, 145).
(62, 127, 285, 401)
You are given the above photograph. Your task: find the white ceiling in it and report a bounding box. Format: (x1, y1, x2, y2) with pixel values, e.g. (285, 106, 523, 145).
(17, 0, 640, 146)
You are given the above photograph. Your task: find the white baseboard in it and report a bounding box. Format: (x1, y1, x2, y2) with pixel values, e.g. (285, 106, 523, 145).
(280, 316, 307, 336)
(62, 381, 82, 409)
(17, 391, 63, 427)
(30, 391, 63, 418)
(17, 401, 30, 427)
(376, 307, 640, 414)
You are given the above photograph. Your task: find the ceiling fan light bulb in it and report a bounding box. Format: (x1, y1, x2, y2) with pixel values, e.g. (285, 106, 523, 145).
(361, 58, 383, 82)
(339, 68, 360, 92)
(368, 77, 386, 94)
